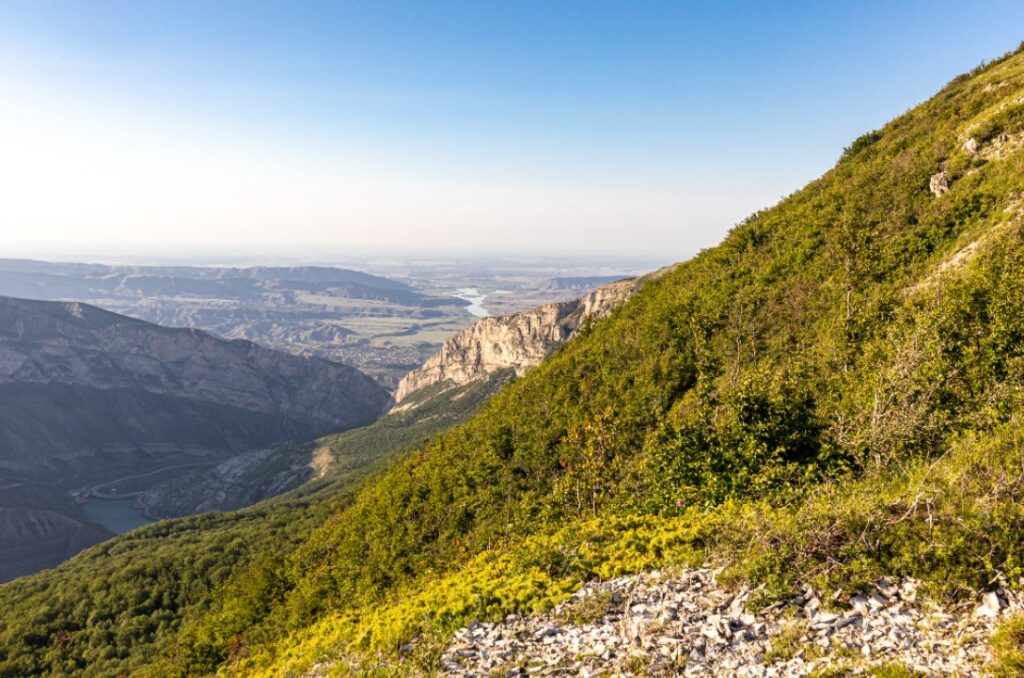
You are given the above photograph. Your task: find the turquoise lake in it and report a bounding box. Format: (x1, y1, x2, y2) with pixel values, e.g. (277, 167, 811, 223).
(82, 498, 153, 534)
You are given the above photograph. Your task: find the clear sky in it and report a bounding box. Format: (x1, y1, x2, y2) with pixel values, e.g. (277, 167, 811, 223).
(1, 1, 1023, 263)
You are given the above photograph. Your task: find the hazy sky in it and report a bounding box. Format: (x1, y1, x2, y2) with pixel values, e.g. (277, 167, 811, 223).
(2, 1, 1023, 262)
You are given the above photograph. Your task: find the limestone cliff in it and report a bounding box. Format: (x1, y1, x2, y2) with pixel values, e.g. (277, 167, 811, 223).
(394, 278, 639, 404)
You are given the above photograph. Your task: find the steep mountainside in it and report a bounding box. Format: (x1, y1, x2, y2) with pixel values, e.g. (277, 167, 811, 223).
(0, 296, 390, 581)
(5, 45, 1024, 677)
(394, 277, 638, 402)
(149, 47, 1024, 675)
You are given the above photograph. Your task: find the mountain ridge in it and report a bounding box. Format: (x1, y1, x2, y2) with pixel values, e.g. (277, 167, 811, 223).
(0, 260, 470, 386)
(0, 295, 389, 431)
(0, 295, 391, 581)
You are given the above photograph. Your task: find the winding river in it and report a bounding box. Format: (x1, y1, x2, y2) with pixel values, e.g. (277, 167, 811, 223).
(454, 287, 491, 318)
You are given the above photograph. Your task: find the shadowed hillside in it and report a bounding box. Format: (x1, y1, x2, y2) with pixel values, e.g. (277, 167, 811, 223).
(0, 296, 390, 581)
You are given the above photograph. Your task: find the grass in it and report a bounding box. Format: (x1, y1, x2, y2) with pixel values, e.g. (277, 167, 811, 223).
(764, 618, 813, 664)
(555, 589, 618, 625)
(867, 663, 928, 678)
(714, 417, 1024, 604)
(991, 614, 1024, 676)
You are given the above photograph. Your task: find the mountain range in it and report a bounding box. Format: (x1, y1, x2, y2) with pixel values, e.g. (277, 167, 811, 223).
(0, 296, 390, 581)
(3, 43, 1024, 677)
(0, 260, 467, 386)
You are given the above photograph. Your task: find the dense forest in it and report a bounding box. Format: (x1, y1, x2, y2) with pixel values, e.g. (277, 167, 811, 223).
(4, 44, 1024, 677)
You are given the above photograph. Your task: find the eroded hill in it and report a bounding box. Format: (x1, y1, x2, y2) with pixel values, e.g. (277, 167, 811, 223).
(0, 296, 390, 581)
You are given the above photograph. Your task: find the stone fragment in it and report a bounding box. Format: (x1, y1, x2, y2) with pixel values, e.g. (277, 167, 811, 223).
(930, 171, 950, 196)
(976, 590, 1005, 617)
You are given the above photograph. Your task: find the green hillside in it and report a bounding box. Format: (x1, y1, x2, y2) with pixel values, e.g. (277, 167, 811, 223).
(6, 44, 1024, 677)
(0, 374, 508, 677)
(192, 45, 1024, 676)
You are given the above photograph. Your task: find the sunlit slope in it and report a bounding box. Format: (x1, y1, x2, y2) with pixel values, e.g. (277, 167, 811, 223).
(143, 46, 1024, 675)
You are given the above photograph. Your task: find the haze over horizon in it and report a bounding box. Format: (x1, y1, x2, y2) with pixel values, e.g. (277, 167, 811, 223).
(3, 1, 1024, 261)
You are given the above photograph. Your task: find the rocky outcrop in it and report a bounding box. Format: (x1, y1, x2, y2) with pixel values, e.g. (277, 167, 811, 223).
(393, 278, 639, 403)
(437, 568, 1017, 676)
(977, 131, 1024, 161)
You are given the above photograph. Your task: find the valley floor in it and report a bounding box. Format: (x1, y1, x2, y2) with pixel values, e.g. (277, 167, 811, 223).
(435, 568, 1016, 677)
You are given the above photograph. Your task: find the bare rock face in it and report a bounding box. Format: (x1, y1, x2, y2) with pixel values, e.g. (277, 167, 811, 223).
(929, 171, 950, 196)
(394, 278, 639, 404)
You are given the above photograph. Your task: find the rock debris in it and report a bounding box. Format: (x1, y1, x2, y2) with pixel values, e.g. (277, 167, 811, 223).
(437, 568, 1020, 676)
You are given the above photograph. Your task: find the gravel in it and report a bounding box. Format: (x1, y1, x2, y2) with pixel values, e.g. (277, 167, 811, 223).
(435, 568, 1021, 676)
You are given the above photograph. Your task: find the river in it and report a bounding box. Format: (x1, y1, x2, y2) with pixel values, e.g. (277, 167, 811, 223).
(454, 287, 491, 318)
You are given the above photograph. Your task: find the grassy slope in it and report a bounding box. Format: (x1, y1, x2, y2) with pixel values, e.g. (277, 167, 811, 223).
(0, 375, 508, 677)
(146, 46, 1024, 675)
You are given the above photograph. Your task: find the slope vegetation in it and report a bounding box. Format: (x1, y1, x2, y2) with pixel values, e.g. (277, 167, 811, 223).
(165, 45, 1024, 676)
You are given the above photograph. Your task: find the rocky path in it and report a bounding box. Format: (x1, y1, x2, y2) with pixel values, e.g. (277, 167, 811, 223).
(438, 568, 1021, 676)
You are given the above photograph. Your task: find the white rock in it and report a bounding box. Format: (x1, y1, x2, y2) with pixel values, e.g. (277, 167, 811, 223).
(438, 569, 1007, 677)
(930, 171, 950, 196)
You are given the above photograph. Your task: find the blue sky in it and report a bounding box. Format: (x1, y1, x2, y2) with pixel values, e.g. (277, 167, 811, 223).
(1, 1, 1023, 262)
